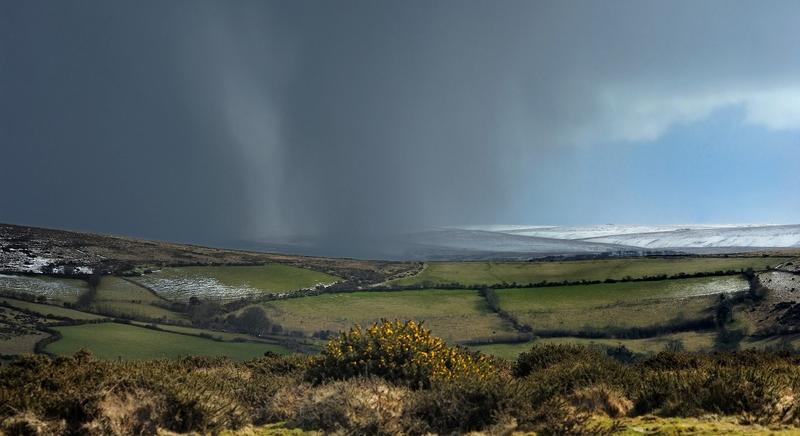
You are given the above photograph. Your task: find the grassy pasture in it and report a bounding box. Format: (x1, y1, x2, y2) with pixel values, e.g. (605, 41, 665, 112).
(45, 322, 291, 360)
(0, 332, 49, 355)
(94, 276, 162, 303)
(255, 289, 517, 343)
(495, 275, 747, 332)
(90, 301, 187, 323)
(0, 305, 51, 354)
(596, 416, 800, 435)
(129, 321, 282, 343)
(0, 273, 88, 303)
(469, 331, 717, 360)
(743, 334, 800, 350)
(391, 257, 786, 286)
(1, 298, 106, 321)
(89, 276, 187, 322)
(131, 264, 339, 301)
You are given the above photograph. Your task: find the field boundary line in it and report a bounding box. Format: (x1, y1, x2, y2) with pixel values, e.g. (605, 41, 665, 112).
(119, 276, 171, 302)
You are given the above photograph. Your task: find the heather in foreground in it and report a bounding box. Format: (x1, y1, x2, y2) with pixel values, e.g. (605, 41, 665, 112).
(4, 321, 800, 435)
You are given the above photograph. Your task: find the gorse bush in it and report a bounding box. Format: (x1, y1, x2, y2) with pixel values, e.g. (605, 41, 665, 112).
(513, 344, 610, 377)
(632, 359, 800, 423)
(0, 352, 311, 434)
(306, 319, 493, 388)
(406, 376, 532, 434)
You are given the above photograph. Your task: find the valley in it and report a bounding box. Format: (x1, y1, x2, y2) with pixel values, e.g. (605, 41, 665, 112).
(2, 223, 798, 362)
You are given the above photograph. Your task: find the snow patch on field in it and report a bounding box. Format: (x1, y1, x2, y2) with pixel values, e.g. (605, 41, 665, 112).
(132, 274, 338, 302)
(50, 265, 94, 275)
(0, 273, 85, 299)
(3, 256, 54, 274)
(664, 276, 750, 298)
(134, 276, 262, 301)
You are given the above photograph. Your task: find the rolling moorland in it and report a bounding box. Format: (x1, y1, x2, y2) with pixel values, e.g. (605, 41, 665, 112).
(3, 223, 800, 434)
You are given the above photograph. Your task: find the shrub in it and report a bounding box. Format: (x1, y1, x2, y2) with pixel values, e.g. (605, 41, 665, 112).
(0, 352, 107, 433)
(0, 352, 303, 434)
(306, 320, 493, 388)
(637, 351, 706, 371)
(522, 398, 609, 436)
(288, 378, 408, 434)
(1, 413, 67, 435)
(405, 376, 530, 434)
(520, 357, 636, 410)
(714, 327, 746, 352)
(158, 375, 247, 433)
(513, 344, 607, 377)
(567, 385, 632, 418)
(6, 329, 800, 434)
(85, 388, 158, 435)
(632, 354, 800, 422)
(266, 384, 314, 423)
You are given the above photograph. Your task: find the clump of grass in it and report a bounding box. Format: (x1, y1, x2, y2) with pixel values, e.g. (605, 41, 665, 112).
(568, 385, 633, 418)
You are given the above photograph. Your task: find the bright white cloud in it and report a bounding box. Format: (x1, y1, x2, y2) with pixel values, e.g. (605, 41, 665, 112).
(570, 85, 800, 145)
(745, 88, 800, 130)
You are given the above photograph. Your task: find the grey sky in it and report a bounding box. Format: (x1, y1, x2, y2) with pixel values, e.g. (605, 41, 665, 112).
(2, 1, 799, 248)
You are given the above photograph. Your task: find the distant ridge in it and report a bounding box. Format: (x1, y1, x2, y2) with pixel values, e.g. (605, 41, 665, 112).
(576, 224, 800, 248)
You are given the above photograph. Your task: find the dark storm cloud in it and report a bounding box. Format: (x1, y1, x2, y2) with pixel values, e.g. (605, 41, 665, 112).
(2, 1, 799, 249)
(270, 2, 514, 242)
(0, 2, 249, 242)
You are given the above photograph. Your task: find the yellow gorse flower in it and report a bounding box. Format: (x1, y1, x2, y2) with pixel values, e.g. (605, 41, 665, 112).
(310, 319, 493, 387)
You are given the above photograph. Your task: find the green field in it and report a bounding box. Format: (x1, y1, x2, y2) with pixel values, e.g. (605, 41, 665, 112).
(252, 276, 746, 342)
(90, 301, 188, 323)
(743, 334, 800, 350)
(597, 415, 800, 435)
(470, 331, 717, 360)
(0, 273, 89, 303)
(131, 264, 340, 301)
(495, 275, 747, 332)
(45, 322, 291, 360)
(391, 257, 786, 286)
(129, 321, 284, 343)
(1, 298, 107, 320)
(0, 332, 48, 355)
(89, 276, 188, 322)
(256, 289, 517, 343)
(95, 276, 163, 303)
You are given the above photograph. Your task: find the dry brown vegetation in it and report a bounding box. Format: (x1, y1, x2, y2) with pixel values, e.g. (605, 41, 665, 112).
(4, 323, 800, 435)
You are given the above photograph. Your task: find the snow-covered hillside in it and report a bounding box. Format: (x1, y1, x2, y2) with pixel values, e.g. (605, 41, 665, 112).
(460, 224, 800, 249)
(248, 224, 799, 260)
(405, 229, 637, 254)
(465, 224, 748, 240)
(578, 224, 800, 248)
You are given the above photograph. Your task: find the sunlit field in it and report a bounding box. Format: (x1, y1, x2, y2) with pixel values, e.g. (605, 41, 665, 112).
(391, 257, 784, 286)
